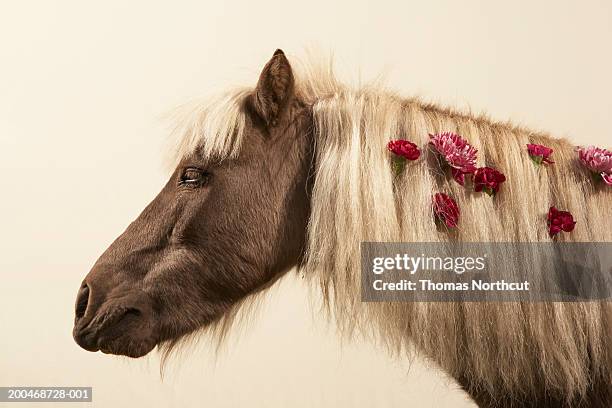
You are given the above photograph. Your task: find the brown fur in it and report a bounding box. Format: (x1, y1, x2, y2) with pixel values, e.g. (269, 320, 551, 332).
(73, 50, 313, 360)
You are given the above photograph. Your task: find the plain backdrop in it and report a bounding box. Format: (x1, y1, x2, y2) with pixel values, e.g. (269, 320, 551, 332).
(0, 1, 610, 407)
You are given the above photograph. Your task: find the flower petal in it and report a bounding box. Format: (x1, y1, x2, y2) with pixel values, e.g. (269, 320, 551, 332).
(451, 168, 467, 186)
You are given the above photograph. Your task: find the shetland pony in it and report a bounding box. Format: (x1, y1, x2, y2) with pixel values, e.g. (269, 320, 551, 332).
(73, 50, 611, 407)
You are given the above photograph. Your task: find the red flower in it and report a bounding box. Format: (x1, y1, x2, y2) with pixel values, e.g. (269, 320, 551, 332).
(387, 139, 421, 161)
(388, 139, 421, 176)
(429, 132, 478, 186)
(527, 143, 554, 165)
(473, 167, 506, 196)
(547, 206, 576, 237)
(433, 193, 460, 228)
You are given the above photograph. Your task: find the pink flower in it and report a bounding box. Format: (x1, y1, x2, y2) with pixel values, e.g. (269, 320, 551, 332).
(577, 145, 612, 186)
(527, 143, 554, 165)
(429, 132, 478, 185)
(547, 206, 576, 238)
(387, 140, 421, 160)
(473, 167, 506, 196)
(433, 193, 460, 228)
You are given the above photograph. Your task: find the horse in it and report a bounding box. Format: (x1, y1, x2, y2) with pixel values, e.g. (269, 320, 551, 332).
(72, 49, 611, 407)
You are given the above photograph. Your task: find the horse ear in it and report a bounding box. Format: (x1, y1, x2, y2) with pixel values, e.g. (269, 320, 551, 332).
(251, 49, 295, 128)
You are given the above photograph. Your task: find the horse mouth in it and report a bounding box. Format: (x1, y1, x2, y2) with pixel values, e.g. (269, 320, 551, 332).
(73, 311, 158, 358)
(98, 337, 157, 358)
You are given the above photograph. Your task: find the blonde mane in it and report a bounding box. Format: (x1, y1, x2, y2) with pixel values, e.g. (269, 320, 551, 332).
(167, 56, 612, 401)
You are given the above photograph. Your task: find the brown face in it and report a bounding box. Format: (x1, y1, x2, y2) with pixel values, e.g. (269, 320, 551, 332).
(73, 50, 312, 358)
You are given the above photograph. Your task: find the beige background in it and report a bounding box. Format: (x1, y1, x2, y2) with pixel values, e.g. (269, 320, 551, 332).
(0, 1, 610, 407)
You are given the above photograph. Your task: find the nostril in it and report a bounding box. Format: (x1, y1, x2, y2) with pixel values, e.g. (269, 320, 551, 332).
(75, 283, 90, 319)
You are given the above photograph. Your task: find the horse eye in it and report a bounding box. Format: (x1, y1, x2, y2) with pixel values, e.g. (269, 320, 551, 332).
(179, 168, 209, 187)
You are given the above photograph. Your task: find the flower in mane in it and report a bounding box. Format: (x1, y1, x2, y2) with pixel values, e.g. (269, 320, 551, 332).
(473, 167, 506, 196)
(433, 193, 460, 228)
(577, 145, 612, 186)
(527, 143, 554, 165)
(387, 139, 420, 175)
(429, 132, 478, 185)
(547, 206, 576, 237)
(387, 139, 421, 160)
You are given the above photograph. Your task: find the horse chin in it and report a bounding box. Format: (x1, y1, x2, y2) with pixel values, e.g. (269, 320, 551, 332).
(73, 309, 159, 358)
(98, 336, 157, 358)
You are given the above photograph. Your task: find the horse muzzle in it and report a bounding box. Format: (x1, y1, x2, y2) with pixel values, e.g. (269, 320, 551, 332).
(72, 270, 158, 358)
